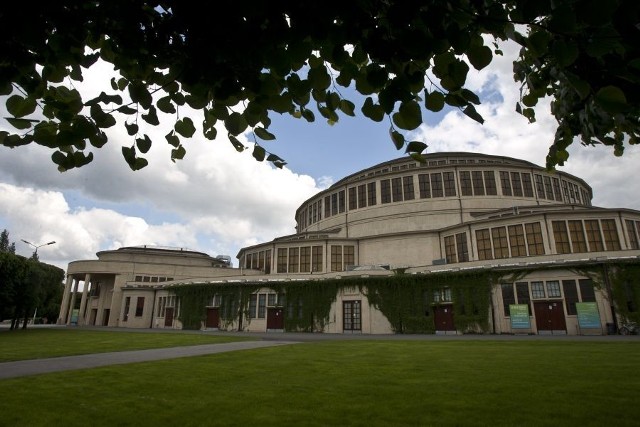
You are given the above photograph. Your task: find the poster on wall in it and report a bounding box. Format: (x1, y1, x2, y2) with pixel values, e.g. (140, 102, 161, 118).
(509, 304, 530, 329)
(576, 302, 601, 329)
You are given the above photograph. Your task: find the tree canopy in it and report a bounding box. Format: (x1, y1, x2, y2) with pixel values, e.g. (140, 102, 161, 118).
(1, 1, 638, 171)
(0, 230, 64, 328)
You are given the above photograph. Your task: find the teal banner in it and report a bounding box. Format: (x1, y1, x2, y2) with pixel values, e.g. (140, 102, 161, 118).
(576, 302, 601, 329)
(510, 304, 530, 329)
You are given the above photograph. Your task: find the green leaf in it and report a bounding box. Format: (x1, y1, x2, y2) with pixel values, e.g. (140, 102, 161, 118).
(301, 108, 315, 122)
(308, 65, 331, 91)
(392, 100, 422, 130)
(252, 144, 266, 161)
(5, 118, 36, 130)
(550, 39, 579, 67)
(595, 86, 627, 113)
(124, 122, 138, 136)
(228, 134, 245, 152)
(527, 31, 550, 57)
(175, 117, 196, 138)
(425, 91, 445, 112)
(117, 105, 137, 114)
(88, 131, 108, 148)
(362, 97, 385, 122)
(461, 89, 480, 105)
(6, 95, 37, 118)
(171, 145, 186, 162)
(463, 105, 484, 124)
(389, 129, 405, 150)
(136, 135, 152, 153)
(165, 131, 180, 147)
(448, 60, 469, 89)
(141, 106, 160, 126)
(339, 100, 356, 116)
(254, 127, 276, 141)
(224, 112, 248, 136)
(128, 82, 152, 108)
(405, 140, 427, 154)
(157, 96, 176, 114)
(467, 45, 493, 70)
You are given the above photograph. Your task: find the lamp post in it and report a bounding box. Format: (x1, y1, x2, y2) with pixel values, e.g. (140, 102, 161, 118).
(20, 239, 56, 327)
(21, 239, 56, 260)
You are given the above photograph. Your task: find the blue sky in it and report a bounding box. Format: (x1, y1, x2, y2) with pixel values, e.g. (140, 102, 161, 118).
(1, 40, 639, 271)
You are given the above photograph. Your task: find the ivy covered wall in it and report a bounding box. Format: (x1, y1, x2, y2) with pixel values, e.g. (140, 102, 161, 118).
(169, 270, 496, 333)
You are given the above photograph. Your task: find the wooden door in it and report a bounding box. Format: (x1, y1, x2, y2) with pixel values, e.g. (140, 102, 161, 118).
(266, 307, 284, 330)
(433, 305, 455, 331)
(206, 308, 219, 328)
(534, 301, 566, 333)
(164, 307, 174, 327)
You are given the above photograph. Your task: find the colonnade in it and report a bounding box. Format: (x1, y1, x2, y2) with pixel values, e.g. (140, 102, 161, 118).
(57, 273, 92, 325)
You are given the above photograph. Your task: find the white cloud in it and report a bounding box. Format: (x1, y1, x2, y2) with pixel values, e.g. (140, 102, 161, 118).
(415, 39, 640, 211)
(0, 60, 322, 269)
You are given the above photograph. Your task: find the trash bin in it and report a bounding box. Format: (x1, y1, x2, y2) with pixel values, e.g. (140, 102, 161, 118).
(606, 322, 616, 335)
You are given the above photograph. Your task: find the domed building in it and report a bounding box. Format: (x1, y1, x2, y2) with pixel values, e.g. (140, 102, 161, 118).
(59, 153, 640, 335)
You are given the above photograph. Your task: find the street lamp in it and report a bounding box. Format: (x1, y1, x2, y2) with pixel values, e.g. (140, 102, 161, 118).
(21, 239, 56, 259)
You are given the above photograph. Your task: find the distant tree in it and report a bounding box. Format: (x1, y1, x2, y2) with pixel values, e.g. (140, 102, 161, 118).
(0, 1, 638, 171)
(0, 229, 16, 254)
(0, 247, 64, 328)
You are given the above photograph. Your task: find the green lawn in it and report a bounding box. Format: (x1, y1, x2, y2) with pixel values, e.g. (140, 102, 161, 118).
(0, 333, 639, 426)
(0, 328, 252, 362)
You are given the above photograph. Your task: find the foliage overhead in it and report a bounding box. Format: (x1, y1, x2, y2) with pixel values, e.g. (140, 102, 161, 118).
(1, 1, 638, 171)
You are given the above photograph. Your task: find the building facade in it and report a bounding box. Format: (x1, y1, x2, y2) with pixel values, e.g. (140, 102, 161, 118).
(59, 153, 640, 335)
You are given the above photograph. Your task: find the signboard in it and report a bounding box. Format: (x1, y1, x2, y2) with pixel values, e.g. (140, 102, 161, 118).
(576, 302, 601, 329)
(509, 304, 530, 329)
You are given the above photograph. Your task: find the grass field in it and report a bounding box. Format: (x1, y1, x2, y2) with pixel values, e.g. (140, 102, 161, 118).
(0, 328, 252, 362)
(1, 330, 639, 426)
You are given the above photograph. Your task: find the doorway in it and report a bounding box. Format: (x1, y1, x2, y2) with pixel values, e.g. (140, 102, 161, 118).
(205, 307, 219, 329)
(433, 305, 455, 332)
(266, 307, 284, 331)
(343, 300, 362, 332)
(533, 301, 567, 334)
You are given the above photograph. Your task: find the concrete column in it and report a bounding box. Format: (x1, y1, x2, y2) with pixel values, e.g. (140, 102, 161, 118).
(66, 279, 79, 324)
(78, 273, 91, 325)
(57, 275, 73, 324)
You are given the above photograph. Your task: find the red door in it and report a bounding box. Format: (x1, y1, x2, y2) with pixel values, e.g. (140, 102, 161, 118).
(164, 307, 174, 327)
(266, 307, 284, 330)
(534, 301, 566, 333)
(433, 305, 455, 331)
(206, 308, 219, 328)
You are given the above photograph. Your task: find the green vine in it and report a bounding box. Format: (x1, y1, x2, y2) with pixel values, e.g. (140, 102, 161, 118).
(607, 263, 640, 324)
(170, 283, 261, 330)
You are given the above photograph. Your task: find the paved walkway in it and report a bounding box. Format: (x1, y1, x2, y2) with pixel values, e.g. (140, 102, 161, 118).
(0, 340, 298, 380)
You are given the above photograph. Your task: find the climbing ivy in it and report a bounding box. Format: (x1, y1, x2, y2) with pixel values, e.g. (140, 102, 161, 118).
(170, 283, 261, 330)
(171, 262, 640, 334)
(607, 263, 640, 324)
(363, 271, 494, 334)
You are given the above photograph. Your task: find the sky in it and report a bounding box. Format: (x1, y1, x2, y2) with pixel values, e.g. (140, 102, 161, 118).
(1, 40, 639, 272)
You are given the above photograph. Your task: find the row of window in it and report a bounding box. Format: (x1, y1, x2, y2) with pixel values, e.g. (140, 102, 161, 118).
(244, 249, 273, 273)
(475, 222, 546, 261)
(122, 296, 145, 321)
(501, 279, 595, 316)
(446, 218, 625, 264)
(298, 170, 591, 229)
(274, 245, 355, 273)
(552, 219, 620, 254)
(134, 275, 174, 283)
